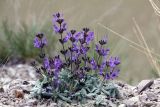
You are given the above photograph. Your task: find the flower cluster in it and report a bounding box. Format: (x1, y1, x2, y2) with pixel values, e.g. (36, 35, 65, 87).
(33, 12, 121, 95)
(33, 33, 47, 48)
(52, 13, 67, 34)
(93, 38, 120, 80)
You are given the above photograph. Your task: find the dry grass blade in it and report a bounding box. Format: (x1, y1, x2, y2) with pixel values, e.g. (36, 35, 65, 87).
(149, 0, 160, 16)
(132, 26, 155, 68)
(129, 44, 160, 62)
(98, 23, 160, 58)
(132, 18, 160, 76)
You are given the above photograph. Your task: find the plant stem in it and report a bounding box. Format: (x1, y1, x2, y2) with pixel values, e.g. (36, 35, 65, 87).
(59, 24, 67, 62)
(71, 48, 73, 72)
(84, 54, 87, 66)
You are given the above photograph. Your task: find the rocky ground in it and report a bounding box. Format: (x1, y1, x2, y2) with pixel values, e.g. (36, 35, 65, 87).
(0, 64, 160, 107)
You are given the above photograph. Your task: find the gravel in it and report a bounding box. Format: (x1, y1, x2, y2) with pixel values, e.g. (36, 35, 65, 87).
(0, 64, 160, 107)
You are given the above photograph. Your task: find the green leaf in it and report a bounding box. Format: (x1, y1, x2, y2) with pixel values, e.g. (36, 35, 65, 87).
(86, 93, 96, 98)
(58, 94, 72, 103)
(81, 88, 87, 97)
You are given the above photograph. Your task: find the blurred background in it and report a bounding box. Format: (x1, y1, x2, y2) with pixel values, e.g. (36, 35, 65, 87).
(0, 0, 160, 85)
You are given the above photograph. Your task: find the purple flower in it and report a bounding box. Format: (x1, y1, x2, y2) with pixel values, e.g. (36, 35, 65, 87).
(52, 12, 67, 34)
(79, 28, 94, 45)
(71, 32, 81, 43)
(33, 36, 47, 48)
(61, 22, 67, 31)
(107, 56, 120, 68)
(99, 61, 106, 75)
(105, 73, 110, 80)
(54, 56, 62, 70)
(43, 57, 50, 70)
(52, 12, 63, 23)
(114, 57, 120, 65)
(74, 32, 81, 42)
(69, 43, 79, 52)
(95, 44, 100, 52)
(95, 44, 109, 56)
(110, 69, 120, 79)
(67, 31, 81, 43)
(106, 69, 120, 80)
(49, 56, 62, 71)
(100, 48, 110, 56)
(85, 31, 94, 44)
(90, 58, 97, 70)
(71, 55, 77, 61)
(72, 44, 79, 52)
(53, 13, 60, 21)
(99, 37, 107, 45)
(63, 32, 72, 43)
(53, 24, 60, 33)
(108, 57, 116, 68)
(80, 45, 89, 54)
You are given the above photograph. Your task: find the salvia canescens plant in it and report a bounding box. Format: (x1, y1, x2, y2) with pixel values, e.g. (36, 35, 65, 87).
(31, 12, 121, 105)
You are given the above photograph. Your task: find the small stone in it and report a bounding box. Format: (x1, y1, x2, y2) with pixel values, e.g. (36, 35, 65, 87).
(27, 99, 38, 106)
(137, 80, 153, 93)
(15, 90, 24, 98)
(123, 96, 139, 106)
(118, 104, 127, 107)
(0, 87, 4, 92)
(139, 94, 148, 102)
(23, 81, 29, 85)
(156, 103, 160, 107)
(146, 92, 157, 101)
(49, 102, 58, 107)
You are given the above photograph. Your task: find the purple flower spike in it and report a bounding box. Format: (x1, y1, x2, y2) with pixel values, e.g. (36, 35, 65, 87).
(105, 73, 110, 80)
(74, 32, 81, 42)
(90, 58, 97, 70)
(53, 24, 60, 33)
(108, 56, 120, 68)
(54, 56, 62, 70)
(63, 32, 72, 43)
(99, 37, 108, 45)
(99, 62, 106, 75)
(49, 55, 62, 71)
(80, 45, 89, 54)
(53, 12, 63, 23)
(43, 57, 50, 70)
(33, 34, 47, 48)
(100, 48, 110, 56)
(114, 57, 120, 65)
(52, 12, 67, 34)
(86, 31, 94, 44)
(95, 44, 109, 56)
(71, 55, 77, 61)
(34, 37, 41, 48)
(95, 44, 100, 53)
(53, 13, 60, 21)
(105, 69, 120, 80)
(61, 22, 67, 31)
(108, 57, 116, 68)
(72, 44, 79, 52)
(110, 69, 120, 79)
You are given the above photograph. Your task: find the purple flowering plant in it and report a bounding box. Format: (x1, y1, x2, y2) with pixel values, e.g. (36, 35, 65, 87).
(31, 12, 121, 103)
